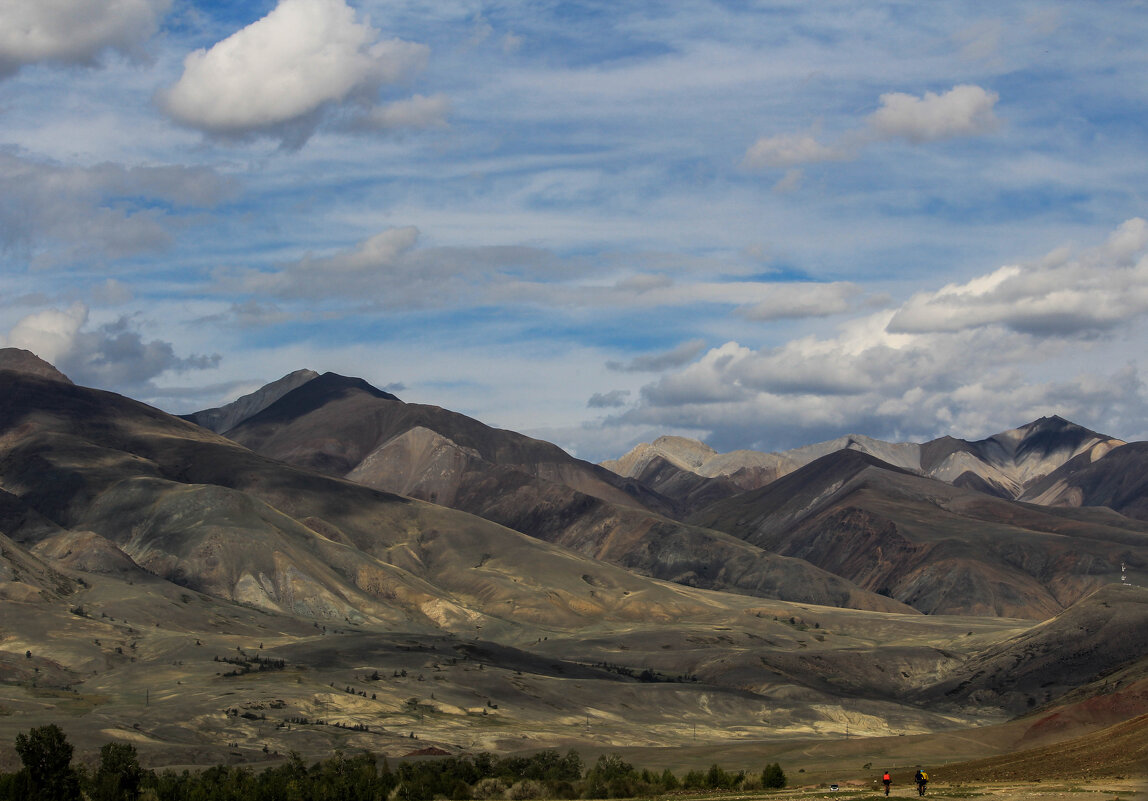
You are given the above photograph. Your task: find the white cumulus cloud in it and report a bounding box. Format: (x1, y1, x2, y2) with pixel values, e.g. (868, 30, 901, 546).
(159, 0, 432, 146)
(615, 219, 1148, 452)
(889, 218, 1148, 335)
(867, 84, 1000, 143)
(3, 303, 88, 364)
(3, 304, 219, 391)
(0, 0, 170, 77)
(743, 84, 1000, 171)
(741, 132, 847, 169)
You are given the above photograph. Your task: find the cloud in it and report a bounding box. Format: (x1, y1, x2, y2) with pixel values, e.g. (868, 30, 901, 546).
(952, 20, 1005, 64)
(612, 219, 1148, 453)
(218, 228, 869, 323)
(743, 84, 1000, 170)
(158, 0, 432, 146)
(218, 229, 606, 309)
(219, 226, 422, 300)
(354, 93, 450, 131)
(2, 304, 219, 391)
(501, 32, 524, 54)
(607, 339, 708, 373)
(0, 0, 170, 78)
(771, 169, 804, 193)
(867, 84, 1000, 144)
(206, 300, 294, 330)
(889, 218, 1148, 336)
(3, 303, 88, 364)
(741, 132, 848, 169)
(0, 152, 236, 267)
(588, 389, 630, 408)
(735, 282, 860, 321)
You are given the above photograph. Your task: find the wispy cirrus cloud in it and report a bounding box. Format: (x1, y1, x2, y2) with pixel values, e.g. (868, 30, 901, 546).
(0, 152, 236, 267)
(214, 227, 863, 321)
(607, 340, 708, 373)
(352, 93, 450, 132)
(734, 282, 861, 321)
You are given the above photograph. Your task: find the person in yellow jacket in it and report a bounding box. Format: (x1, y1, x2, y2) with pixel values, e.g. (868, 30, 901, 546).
(914, 768, 928, 796)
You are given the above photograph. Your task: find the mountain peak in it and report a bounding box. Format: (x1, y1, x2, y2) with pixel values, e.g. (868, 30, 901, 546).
(0, 348, 72, 384)
(184, 368, 321, 433)
(225, 371, 402, 432)
(602, 435, 717, 478)
(1023, 414, 1082, 432)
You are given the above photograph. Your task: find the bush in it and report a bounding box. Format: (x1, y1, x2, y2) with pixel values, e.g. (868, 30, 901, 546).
(762, 762, 786, 789)
(682, 769, 706, 790)
(471, 778, 507, 800)
(506, 779, 545, 800)
(547, 780, 578, 799)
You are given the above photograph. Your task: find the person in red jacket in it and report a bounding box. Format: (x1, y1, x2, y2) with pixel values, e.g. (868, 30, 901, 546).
(883, 771, 892, 796)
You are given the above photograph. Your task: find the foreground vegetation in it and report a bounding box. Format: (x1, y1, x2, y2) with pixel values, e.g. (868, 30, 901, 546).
(0, 725, 786, 801)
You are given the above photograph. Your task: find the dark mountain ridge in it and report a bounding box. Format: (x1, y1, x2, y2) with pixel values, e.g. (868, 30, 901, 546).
(182, 367, 319, 434)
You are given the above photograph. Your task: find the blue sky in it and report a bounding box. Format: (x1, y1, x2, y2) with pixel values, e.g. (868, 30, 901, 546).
(3, 0, 1148, 461)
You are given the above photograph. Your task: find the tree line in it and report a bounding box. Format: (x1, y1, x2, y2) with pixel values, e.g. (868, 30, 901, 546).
(0, 724, 786, 801)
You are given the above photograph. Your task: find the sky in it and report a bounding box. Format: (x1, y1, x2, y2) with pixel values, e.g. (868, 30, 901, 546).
(2, 0, 1148, 462)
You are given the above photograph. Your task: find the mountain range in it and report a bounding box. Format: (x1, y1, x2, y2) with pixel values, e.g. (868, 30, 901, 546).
(1, 347, 1147, 779)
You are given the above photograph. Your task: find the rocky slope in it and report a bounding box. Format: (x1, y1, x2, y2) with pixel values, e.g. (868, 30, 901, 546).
(687, 450, 1148, 618)
(2, 364, 785, 633)
(214, 372, 906, 613)
(1020, 441, 1148, 521)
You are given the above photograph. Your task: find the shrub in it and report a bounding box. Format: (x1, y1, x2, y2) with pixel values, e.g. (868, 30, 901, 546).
(471, 778, 507, 800)
(506, 779, 545, 800)
(762, 762, 786, 789)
